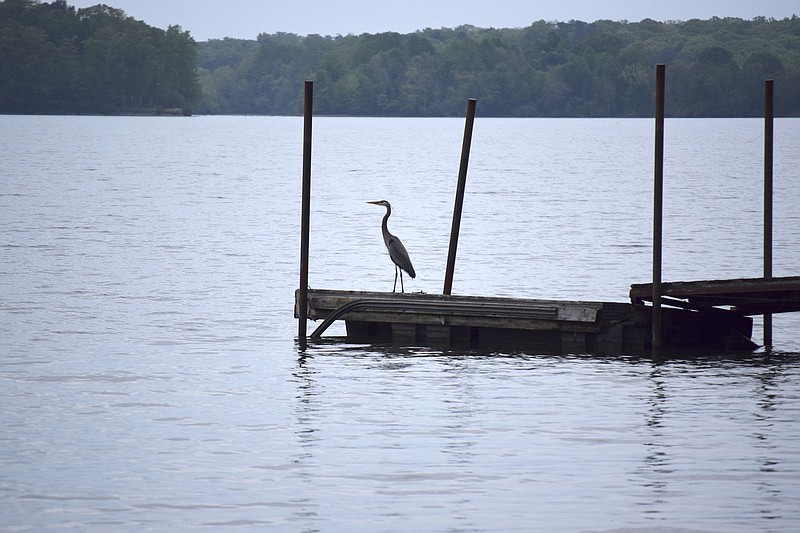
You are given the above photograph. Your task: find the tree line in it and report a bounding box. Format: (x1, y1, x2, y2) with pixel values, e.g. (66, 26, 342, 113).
(2, 1, 799, 117)
(0, 0, 200, 114)
(198, 17, 799, 117)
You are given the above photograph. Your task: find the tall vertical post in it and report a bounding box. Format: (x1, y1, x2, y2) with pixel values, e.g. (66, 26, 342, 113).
(652, 65, 666, 350)
(298, 81, 313, 348)
(764, 79, 774, 348)
(443, 98, 477, 295)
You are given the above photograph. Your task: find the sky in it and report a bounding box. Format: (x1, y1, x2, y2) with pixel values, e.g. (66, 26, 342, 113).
(65, 0, 799, 41)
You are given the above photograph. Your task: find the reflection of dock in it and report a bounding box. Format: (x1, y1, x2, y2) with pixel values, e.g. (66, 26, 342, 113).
(295, 288, 765, 353)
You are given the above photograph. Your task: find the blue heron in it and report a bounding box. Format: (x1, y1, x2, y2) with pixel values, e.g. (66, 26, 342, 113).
(367, 200, 416, 292)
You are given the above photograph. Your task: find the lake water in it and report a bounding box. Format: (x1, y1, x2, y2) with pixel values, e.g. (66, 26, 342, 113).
(1, 114, 799, 532)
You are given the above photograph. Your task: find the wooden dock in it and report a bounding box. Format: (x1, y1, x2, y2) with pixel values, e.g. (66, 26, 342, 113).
(295, 76, 795, 354)
(630, 276, 800, 316)
(294, 285, 783, 353)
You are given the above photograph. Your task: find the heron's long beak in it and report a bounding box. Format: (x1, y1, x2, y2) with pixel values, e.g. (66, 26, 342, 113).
(367, 201, 380, 205)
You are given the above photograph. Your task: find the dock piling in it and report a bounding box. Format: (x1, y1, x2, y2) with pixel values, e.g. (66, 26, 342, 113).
(764, 79, 774, 347)
(652, 64, 665, 350)
(298, 81, 313, 349)
(443, 98, 477, 295)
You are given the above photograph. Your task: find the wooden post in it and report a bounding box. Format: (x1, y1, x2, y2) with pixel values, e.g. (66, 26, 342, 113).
(764, 79, 774, 348)
(443, 98, 477, 295)
(652, 65, 665, 350)
(298, 81, 313, 349)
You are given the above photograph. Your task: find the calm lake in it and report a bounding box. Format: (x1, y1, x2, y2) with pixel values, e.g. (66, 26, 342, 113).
(1, 114, 799, 532)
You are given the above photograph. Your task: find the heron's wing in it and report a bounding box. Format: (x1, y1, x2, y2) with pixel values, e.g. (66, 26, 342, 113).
(387, 236, 416, 278)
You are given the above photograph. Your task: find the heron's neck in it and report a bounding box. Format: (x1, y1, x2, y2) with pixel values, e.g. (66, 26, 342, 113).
(382, 207, 392, 238)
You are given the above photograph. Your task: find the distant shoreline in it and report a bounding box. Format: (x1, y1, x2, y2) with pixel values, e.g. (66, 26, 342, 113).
(1, 108, 192, 117)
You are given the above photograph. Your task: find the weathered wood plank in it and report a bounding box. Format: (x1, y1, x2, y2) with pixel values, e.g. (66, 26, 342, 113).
(629, 276, 800, 315)
(630, 276, 800, 298)
(300, 289, 613, 333)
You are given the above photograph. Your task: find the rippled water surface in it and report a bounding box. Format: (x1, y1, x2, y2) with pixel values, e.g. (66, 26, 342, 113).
(1, 115, 799, 531)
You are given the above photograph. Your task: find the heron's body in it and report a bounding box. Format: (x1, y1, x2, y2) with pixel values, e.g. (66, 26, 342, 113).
(368, 200, 416, 292)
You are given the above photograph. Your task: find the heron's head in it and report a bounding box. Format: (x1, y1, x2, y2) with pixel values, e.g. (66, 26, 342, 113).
(367, 200, 391, 208)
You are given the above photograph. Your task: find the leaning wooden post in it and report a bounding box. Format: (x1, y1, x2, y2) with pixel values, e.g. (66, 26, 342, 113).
(443, 98, 477, 295)
(298, 81, 313, 349)
(764, 79, 774, 348)
(652, 65, 666, 350)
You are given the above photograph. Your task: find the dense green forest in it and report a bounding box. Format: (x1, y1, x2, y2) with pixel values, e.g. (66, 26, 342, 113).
(197, 18, 799, 117)
(2, 0, 799, 116)
(0, 0, 200, 114)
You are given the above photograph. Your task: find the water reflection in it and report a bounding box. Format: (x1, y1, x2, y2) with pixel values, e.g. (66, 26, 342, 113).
(292, 341, 800, 530)
(292, 345, 502, 530)
(750, 360, 789, 521)
(641, 365, 672, 514)
(291, 352, 322, 529)
(636, 355, 800, 528)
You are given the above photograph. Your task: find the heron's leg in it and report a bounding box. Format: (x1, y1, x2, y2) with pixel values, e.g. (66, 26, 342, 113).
(399, 269, 404, 293)
(393, 266, 398, 292)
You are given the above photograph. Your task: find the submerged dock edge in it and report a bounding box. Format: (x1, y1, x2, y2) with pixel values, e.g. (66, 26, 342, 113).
(295, 289, 756, 354)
